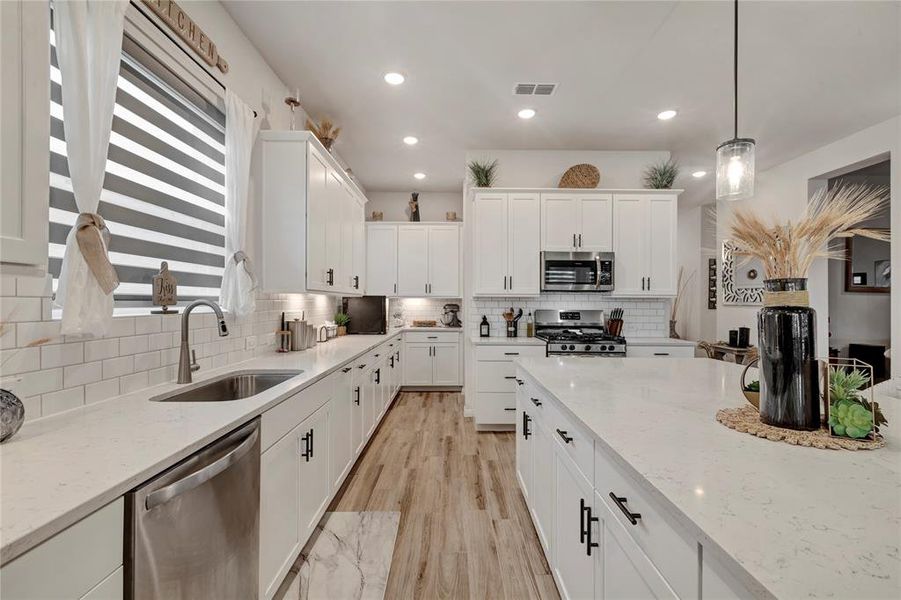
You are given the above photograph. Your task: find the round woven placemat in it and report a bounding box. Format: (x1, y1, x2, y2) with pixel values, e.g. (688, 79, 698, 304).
(716, 405, 885, 450)
(559, 164, 600, 188)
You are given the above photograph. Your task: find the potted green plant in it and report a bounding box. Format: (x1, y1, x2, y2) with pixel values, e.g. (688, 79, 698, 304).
(467, 159, 498, 187)
(334, 312, 350, 336)
(643, 159, 679, 189)
(827, 367, 887, 440)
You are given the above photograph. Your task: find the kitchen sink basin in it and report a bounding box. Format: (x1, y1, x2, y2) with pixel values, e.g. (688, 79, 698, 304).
(151, 370, 302, 402)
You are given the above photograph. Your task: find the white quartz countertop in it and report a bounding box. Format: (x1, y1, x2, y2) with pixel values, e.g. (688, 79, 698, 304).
(626, 337, 697, 347)
(470, 335, 545, 346)
(516, 357, 900, 600)
(0, 330, 408, 564)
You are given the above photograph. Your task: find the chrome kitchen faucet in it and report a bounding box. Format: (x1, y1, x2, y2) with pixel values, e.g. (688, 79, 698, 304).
(177, 300, 229, 384)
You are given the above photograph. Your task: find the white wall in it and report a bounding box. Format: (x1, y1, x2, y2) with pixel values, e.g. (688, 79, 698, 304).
(828, 259, 891, 354)
(366, 192, 462, 222)
(465, 149, 670, 189)
(716, 116, 899, 379)
(676, 204, 702, 341)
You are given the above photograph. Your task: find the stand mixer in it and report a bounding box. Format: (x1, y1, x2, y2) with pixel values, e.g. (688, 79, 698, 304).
(441, 303, 462, 328)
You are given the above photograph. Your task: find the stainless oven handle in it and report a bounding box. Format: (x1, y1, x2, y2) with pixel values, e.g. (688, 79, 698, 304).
(145, 426, 259, 510)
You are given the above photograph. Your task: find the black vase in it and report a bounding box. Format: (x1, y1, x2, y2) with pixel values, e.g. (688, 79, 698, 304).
(757, 278, 820, 430)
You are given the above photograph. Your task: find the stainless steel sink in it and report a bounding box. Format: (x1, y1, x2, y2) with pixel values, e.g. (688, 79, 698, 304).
(151, 370, 302, 402)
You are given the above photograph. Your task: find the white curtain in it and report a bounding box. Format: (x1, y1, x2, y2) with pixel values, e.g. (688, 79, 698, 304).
(219, 89, 259, 317)
(53, 0, 128, 336)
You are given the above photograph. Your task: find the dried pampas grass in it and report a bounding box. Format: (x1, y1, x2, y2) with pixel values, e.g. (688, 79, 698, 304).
(728, 183, 890, 279)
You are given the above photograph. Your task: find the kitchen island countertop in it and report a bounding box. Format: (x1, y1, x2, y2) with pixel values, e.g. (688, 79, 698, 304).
(516, 357, 900, 599)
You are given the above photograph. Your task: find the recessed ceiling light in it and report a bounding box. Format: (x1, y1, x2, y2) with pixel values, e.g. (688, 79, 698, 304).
(692, 170, 707, 178)
(413, 172, 426, 180)
(657, 109, 678, 120)
(384, 72, 405, 85)
(518, 108, 536, 119)
(403, 136, 419, 145)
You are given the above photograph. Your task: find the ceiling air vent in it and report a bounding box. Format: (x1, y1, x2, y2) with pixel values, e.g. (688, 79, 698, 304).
(513, 83, 557, 96)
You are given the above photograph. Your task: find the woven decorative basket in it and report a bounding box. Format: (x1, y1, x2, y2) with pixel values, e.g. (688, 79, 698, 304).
(559, 164, 600, 189)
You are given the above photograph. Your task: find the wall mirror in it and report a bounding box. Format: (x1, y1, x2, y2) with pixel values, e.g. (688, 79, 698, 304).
(721, 240, 764, 305)
(845, 234, 890, 293)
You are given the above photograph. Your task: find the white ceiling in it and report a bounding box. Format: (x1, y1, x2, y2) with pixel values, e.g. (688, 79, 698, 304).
(223, 1, 900, 203)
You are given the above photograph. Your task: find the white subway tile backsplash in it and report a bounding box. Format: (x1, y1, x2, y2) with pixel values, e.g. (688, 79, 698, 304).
(148, 332, 173, 351)
(119, 335, 149, 356)
(1, 297, 43, 322)
(16, 321, 62, 347)
(0, 274, 16, 296)
(7, 368, 63, 398)
(16, 274, 52, 297)
(85, 378, 119, 404)
(148, 365, 176, 386)
(120, 371, 149, 394)
(0, 346, 41, 374)
(84, 338, 119, 362)
(0, 323, 15, 350)
(134, 315, 162, 335)
(103, 355, 134, 379)
(104, 317, 135, 338)
(42, 386, 85, 416)
(63, 361, 103, 387)
(134, 351, 161, 372)
(41, 342, 85, 369)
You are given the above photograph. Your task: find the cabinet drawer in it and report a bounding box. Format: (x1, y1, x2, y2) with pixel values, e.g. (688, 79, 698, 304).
(545, 400, 593, 483)
(476, 361, 519, 393)
(626, 345, 695, 358)
(475, 392, 517, 424)
(404, 331, 460, 343)
(262, 372, 334, 451)
(1, 499, 123, 600)
(475, 345, 545, 361)
(595, 446, 698, 599)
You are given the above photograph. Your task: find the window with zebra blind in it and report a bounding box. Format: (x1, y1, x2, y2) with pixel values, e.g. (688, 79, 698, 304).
(49, 28, 226, 309)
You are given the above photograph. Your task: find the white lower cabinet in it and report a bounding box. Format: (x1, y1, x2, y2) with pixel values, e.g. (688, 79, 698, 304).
(518, 368, 707, 600)
(351, 366, 365, 456)
(260, 424, 303, 599)
(0, 499, 124, 600)
(474, 344, 545, 426)
(298, 403, 331, 545)
(331, 366, 355, 490)
(626, 344, 696, 358)
(402, 332, 461, 386)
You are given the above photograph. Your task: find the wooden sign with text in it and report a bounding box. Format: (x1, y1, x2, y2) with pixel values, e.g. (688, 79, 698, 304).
(142, 0, 229, 74)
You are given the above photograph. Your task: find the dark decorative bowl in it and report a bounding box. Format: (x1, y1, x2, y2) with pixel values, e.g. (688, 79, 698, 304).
(1, 389, 25, 443)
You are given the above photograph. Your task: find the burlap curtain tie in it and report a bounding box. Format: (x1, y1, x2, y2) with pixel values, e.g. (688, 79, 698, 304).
(75, 212, 119, 294)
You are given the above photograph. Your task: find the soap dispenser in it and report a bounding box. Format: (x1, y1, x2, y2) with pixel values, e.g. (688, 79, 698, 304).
(480, 316, 490, 337)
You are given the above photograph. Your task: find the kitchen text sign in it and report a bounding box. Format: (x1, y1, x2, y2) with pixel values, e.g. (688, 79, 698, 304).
(142, 0, 229, 74)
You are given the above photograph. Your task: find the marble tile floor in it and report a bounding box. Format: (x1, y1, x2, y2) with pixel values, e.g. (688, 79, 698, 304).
(276, 511, 401, 600)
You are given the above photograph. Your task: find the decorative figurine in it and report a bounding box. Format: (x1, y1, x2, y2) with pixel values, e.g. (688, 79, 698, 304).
(152, 261, 179, 314)
(409, 192, 421, 222)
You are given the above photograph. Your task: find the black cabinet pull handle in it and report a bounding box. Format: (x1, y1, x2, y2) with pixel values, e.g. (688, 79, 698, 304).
(353, 275, 359, 289)
(647, 276, 651, 290)
(522, 412, 531, 439)
(504, 376, 517, 380)
(375, 368, 381, 384)
(341, 367, 352, 373)
(427, 336, 438, 339)
(327, 268, 334, 286)
(530, 397, 542, 407)
(358, 363, 366, 369)
(609, 492, 641, 525)
(579, 498, 588, 544)
(504, 407, 516, 411)
(578, 233, 582, 248)
(309, 428, 314, 459)
(301, 431, 312, 461)
(354, 386, 360, 405)
(374, 353, 380, 357)
(515, 378, 524, 385)
(573, 233, 577, 247)
(556, 429, 573, 444)
(390, 356, 395, 367)
(504, 352, 519, 356)
(653, 352, 670, 356)
(586, 505, 599, 556)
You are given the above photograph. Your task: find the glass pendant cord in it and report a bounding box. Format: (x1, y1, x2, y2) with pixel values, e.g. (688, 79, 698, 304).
(732, 0, 738, 139)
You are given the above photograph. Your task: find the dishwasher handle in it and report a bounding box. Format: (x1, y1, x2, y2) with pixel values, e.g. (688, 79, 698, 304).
(145, 426, 259, 510)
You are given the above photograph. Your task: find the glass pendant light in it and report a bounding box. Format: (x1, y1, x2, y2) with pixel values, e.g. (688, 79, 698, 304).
(716, 0, 755, 201)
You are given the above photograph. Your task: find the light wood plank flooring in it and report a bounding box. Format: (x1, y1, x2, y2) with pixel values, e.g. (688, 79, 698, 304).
(328, 391, 560, 599)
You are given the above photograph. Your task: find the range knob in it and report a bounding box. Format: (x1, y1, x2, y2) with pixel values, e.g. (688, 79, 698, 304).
(600, 345, 608, 351)
(584, 345, 592, 352)
(568, 344, 575, 351)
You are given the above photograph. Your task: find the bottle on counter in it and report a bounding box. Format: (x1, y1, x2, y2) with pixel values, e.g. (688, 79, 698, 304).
(526, 311, 534, 337)
(480, 315, 490, 337)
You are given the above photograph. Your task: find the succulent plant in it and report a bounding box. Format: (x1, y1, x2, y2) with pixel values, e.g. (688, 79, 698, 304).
(828, 399, 874, 439)
(826, 367, 887, 439)
(643, 159, 679, 189)
(744, 380, 759, 392)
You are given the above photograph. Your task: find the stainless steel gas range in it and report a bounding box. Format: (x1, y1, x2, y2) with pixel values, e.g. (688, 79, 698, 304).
(534, 309, 626, 357)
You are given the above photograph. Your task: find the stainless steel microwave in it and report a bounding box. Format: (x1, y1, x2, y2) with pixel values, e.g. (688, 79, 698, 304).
(541, 251, 614, 292)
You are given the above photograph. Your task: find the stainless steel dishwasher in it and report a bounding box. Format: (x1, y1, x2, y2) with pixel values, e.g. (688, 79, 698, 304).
(125, 418, 260, 599)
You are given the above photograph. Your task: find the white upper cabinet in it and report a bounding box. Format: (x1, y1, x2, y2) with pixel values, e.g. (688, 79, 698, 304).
(540, 193, 612, 252)
(427, 225, 461, 297)
(365, 224, 397, 296)
(261, 131, 366, 295)
(472, 192, 540, 296)
(612, 193, 677, 296)
(0, 1, 49, 266)
(396, 225, 429, 296)
(369, 223, 460, 297)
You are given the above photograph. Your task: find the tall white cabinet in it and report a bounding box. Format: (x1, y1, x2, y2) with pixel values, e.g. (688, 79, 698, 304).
(472, 192, 541, 296)
(366, 223, 461, 297)
(612, 193, 677, 295)
(261, 131, 366, 295)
